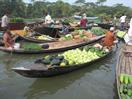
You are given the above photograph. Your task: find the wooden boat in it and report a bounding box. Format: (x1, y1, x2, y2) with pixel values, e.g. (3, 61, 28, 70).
(11, 30, 58, 43)
(0, 35, 104, 54)
(98, 23, 114, 29)
(116, 44, 132, 99)
(19, 35, 58, 43)
(12, 45, 113, 78)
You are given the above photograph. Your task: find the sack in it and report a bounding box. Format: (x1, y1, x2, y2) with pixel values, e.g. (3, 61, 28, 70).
(14, 43, 20, 49)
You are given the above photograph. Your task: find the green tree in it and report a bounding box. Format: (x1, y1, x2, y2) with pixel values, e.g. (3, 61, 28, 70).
(96, 0, 107, 6)
(75, 0, 85, 4)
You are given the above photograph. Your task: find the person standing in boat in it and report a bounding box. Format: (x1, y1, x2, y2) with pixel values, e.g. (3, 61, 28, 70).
(124, 18, 132, 45)
(44, 12, 54, 25)
(102, 27, 116, 49)
(1, 12, 10, 31)
(3, 28, 14, 49)
(80, 13, 88, 28)
(119, 14, 127, 31)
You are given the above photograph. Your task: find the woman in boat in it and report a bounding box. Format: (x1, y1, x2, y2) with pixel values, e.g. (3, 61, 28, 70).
(3, 28, 14, 48)
(124, 18, 132, 45)
(102, 27, 116, 49)
(80, 13, 88, 28)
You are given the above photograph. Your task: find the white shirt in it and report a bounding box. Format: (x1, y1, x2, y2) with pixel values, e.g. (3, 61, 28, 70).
(24, 26, 30, 31)
(45, 14, 52, 24)
(1, 15, 9, 27)
(120, 16, 126, 23)
(124, 18, 132, 45)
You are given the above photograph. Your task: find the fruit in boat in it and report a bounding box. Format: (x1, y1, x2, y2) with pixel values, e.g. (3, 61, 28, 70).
(128, 76, 132, 84)
(120, 74, 124, 83)
(127, 89, 132, 97)
(60, 62, 66, 67)
(124, 75, 129, 84)
(117, 31, 126, 38)
(120, 84, 124, 93)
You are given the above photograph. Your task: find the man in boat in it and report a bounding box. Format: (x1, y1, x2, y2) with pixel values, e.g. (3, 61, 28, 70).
(3, 28, 14, 48)
(80, 13, 88, 28)
(124, 18, 132, 45)
(44, 12, 54, 26)
(102, 27, 116, 49)
(119, 14, 127, 31)
(1, 12, 10, 31)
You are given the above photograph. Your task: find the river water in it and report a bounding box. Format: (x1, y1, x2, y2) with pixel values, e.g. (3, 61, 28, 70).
(0, 42, 123, 99)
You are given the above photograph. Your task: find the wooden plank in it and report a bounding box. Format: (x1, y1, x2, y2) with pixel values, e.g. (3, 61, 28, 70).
(121, 53, 126, 74)
(125, 55, 130, 74)
(129, 56, 132, 75)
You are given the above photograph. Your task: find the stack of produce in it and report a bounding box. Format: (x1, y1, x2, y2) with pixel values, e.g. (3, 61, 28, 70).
(59, 30, 96, 41)
(35, 35, 54, 40)
(119, 74, 132, 99)
(117, 31, 126, 38)
(91, 27, 107, 36)
(22, 43, 43, 50)
(35, 45, 108, 67)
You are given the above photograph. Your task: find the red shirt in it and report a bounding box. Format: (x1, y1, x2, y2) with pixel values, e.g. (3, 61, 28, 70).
(80, 19, 87, 28)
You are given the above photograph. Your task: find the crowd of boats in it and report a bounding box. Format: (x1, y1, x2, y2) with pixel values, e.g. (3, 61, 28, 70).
(0, 19, 131, 99)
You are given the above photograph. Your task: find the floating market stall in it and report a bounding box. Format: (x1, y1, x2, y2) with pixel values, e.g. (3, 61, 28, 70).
(12, 43, 112, 77)
(0, 35, 104, 54)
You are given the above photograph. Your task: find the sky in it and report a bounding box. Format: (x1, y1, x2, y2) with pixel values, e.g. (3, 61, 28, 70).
(23, 0, 132, 7)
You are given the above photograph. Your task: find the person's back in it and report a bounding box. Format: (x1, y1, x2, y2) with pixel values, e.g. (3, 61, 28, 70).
(102, 27, 116, 47)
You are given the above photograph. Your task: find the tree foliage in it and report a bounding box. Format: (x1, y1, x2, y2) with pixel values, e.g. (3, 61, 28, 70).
(0, 0, 132, 22)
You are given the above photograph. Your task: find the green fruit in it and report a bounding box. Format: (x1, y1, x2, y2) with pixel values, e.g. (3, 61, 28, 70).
(120, 74, 124, 83)
(126, 95, 131, 99)
(129, 76, 132, 84)
(60, 62, 66, 67)
(127, 89, 132, 97)
(124, 75, 129, 84)
(120, 84, 124, 93)
(121, 94, 126, 99)
(123, 88, 128, 94)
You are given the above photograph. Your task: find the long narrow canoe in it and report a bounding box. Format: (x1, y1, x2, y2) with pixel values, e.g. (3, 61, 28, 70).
(0, 35, 104, 54)
(116, 44, 132, 99)
(11, 30, 58, 43)
(12, 45, 113, 78)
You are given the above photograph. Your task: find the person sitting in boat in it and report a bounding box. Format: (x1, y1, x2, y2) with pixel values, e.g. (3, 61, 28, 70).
(124, 18, 132, 45)
(23, 24, 36, 37)
(80, 13, 88, 28)
(60, 22, 70, 34)
(24, 23, 30, 35)
(3, 28, 14, 49)
(102, 27, 117, 49)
